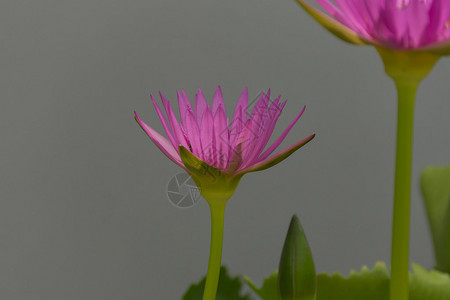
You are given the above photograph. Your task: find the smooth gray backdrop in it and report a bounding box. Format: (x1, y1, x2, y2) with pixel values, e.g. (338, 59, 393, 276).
(1, 0, 449, 299)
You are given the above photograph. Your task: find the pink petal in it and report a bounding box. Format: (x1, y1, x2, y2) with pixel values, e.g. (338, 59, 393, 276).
(316, 0, 344, 20)
(244, 92, 271, 163)
(230, 88, 249, 146)
(200, 107, 216, 166)
(423, 0, 447, 44)
(135, 112, 184, 167)
(403, 1, 429, 47)
(226, 119, 252, 174)
(177, 90, 193, 127)
(235, 87, 249, 118)
(382, 0, 409, 47)
(184, 109, 203, 158)
(211, 86, 225, 116)
(239, 134, 315, 174)
(150, 94, 177, 150)
(195, 88, 208, 124)
(248, 92, 268, 123)
(333, 0, 370, 35)
(214, 105, 229, 170)
(159, 92, 189, 150)
(258, 106, 306, 162)
(229, 104, 242, 138)
(243, 96, 285, 168)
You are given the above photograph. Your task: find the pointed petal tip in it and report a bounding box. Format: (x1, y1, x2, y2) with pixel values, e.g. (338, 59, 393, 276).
(300, 105, 306, 115)
(215, 85, 223, 95)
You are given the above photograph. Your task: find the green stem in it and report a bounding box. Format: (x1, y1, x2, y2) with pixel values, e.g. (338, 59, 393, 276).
(390, 79, 419, 300)
(202, 202, 226, 300)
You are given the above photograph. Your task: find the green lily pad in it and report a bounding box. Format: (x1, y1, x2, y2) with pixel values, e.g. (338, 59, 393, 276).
(182, 266, 253, 300)
(315, 262, 450, 300)
(243, 271, 279, 300)
(410, 264, 450, 300)
(316, 262, 390, 300)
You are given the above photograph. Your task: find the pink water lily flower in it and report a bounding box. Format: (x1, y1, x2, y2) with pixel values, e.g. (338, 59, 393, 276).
(135, 86, 314, 202)
(298, 0, 450, 54)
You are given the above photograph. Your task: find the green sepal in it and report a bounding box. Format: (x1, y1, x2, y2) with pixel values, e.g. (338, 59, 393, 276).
(182, 266, 253, 300)
(375, 47, 440, 83)
(179, 146, 242, 203)
(244, 271, 279, 300)
(421, 41, 450, 56)
(295, 0, 366, 46)
(278, 215, 316, 300)
(421, 165, 450, 273)
(239, 134, 315, 175)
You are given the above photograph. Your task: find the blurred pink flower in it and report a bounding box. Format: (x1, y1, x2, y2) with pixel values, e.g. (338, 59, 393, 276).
(298, 0, 450, 54)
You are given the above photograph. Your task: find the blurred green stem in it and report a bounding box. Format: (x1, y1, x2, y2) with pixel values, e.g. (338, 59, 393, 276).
(376, 48, 439, 300)
(202, 202, 226, 300)
(390, 79, 418, 300)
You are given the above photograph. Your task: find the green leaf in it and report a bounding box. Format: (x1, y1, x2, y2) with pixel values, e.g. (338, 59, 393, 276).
(410, 264, 450, 300)
(316, 262, 390, 300)
(244, 271, 279, 300)
(182, 266, 253, 300)
(278, 215, 316, 300)
(420, 165, 450, 273)
(314, 262, 450, 300)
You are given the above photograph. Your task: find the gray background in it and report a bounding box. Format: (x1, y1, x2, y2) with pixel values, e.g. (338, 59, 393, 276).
(1, 0, 449, 299)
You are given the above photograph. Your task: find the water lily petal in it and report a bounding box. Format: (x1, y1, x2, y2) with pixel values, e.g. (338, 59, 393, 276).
(200, 107, 216, 165)
(258, 106, 306, 162)
(214, 105, 229, 170)
(227, 119, 253, 174)
(177, 90, 193, 127)
(150, 94, 177, 150)
(297, 0, 367, 45)
(230, 88, 248, 146)
(195, 88, 208, 124)
(159, 92, 189, 150)
(184, 109, 203, 158)
(239, 134, 315, 175)
(212, 86, 225, 116)
(135, 112, 184, 167)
